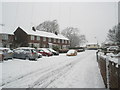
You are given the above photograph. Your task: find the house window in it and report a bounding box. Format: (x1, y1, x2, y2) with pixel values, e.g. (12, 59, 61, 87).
(43, 37, 46, 41)
(62, 40, 64, 43)
(31, 36, 34, 40)
(48, 38, 51, 42)
(54, 39, 56, 42)
(15, 36, 17, 40)
(2, 34, 8, 40)
(37, 36, 40, 40)
(65, 40, 67, 44)
(68, 41, 70, 44)
(58, 39, 60, 43)
(43, 44, 46, 47)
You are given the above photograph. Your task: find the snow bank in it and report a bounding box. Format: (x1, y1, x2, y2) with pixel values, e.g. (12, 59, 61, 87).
(98, 52, 119, 67)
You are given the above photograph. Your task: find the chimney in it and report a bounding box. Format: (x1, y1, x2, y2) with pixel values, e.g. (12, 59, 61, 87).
(32, 27, 36, 31)
(55, 32, 58, 35)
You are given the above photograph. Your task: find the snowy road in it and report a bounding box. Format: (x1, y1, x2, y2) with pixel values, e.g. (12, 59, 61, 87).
(1, 50, 105, 88)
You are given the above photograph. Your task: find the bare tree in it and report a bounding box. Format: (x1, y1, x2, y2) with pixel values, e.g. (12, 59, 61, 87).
(36, 20, 59, 34)
(107, 23, 120, 45)
(116, 23, 120, 44)
(61, 27, 87, 47)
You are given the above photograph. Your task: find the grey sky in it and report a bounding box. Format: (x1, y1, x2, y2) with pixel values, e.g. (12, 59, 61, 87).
(2, 2, 118, 44)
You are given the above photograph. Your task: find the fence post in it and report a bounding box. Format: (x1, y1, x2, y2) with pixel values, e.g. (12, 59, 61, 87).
(118, 62, 120, 89)
(106, 55, 110, 89)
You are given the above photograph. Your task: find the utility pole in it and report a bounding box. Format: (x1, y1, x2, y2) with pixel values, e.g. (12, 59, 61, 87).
(95, 36, 99, 49)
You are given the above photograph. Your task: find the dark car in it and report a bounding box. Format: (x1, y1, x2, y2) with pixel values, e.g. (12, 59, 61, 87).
(47, 48, 59, 55)
(37, 48, 53, 56)
(77, 48, 85, 52)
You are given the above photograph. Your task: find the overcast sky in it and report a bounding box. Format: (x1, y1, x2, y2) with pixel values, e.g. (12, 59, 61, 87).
(1, 2, 118, 44)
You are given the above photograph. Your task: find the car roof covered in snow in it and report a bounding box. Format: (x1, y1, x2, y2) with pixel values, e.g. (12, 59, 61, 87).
(67, 49, 77, 54)
(16, 47, 35, 49)
(0, 47, 10, 50)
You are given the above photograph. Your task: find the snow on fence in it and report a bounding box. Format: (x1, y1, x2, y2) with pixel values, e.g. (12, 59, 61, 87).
(109, 61, 119, 89)
(96, 52, 120, 89)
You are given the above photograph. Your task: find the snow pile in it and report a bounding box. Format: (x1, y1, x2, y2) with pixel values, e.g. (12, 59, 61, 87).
(98, 52, 106, 59)
(106, 53, 119, 66)
(98, 51, 119, 67)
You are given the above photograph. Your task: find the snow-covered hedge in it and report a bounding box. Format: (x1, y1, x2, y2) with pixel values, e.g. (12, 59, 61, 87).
(98, 51, 119, 67)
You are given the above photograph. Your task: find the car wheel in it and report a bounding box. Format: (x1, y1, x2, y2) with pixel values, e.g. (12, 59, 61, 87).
(34, 58, 37, 61)
(24, 56, 29, 60)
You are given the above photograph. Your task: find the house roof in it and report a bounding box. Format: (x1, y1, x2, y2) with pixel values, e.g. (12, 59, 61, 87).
(0, 30, 14, 35)
(19, 27, 69, 40)
(0, 26, 14, 35)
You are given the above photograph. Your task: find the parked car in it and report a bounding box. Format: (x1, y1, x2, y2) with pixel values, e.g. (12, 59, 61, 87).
(13, 47, 39, 60)
(107, 46, 119, 52)
(37, 48, 53, 56)
(47, 48, 59, 55)
(0, 47, 13, 60)
(38, 53, 42, 58)
(66, 49, 77, 56)
(77, 48, 85, 52)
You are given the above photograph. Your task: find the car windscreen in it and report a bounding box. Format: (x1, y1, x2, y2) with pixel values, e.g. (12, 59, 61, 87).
(49, 48, 56, 52)
(42, 48, 50, 53)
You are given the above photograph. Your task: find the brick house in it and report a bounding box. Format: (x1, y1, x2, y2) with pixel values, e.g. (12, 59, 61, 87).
(86, 43, 100, 50)
(14, 27, 70, 49)
(0, 32, 14, 48)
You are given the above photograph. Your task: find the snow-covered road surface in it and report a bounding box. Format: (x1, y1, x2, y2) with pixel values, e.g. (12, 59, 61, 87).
(1, 50, 105, 88)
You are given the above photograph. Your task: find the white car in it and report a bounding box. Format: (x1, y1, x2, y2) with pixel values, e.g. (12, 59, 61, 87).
(66, 49, 77, 56)
(107, 46, 119, 52)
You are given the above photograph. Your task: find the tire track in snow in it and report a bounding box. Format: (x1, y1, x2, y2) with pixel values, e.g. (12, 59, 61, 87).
(1, 59, 71, 87)
(28, 53, 93, 88)
(2, 51, 93, 88)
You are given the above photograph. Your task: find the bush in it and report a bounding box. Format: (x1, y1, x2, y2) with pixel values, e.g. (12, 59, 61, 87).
(52, 45, 60, 51)
(59, 49, 69, 53)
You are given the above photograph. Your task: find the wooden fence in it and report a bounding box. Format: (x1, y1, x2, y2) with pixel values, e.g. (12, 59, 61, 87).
(96, 53, 120, 89)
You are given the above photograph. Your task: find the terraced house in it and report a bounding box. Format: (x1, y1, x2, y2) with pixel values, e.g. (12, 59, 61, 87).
(0, 31, 14, 48)
(14, 27, 70, 49)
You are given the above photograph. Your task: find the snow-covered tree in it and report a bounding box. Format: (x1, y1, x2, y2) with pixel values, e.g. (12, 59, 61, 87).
(61, 27, 87, 47)
(36, 20, 59, 34)
(107, 23, 120, 45)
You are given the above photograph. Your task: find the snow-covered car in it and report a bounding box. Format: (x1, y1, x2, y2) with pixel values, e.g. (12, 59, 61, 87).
(37, 48, 53, 56)
(66, 49, 77, 56)
(0, 47, 13, 60)
(13, 49, 27, 59)
(14, 47, 39, 60)
(107, 46, 119, 52)
(47, 48, 59, 55)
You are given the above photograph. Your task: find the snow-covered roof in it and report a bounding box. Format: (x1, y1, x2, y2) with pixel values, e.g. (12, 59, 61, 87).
(20, 27, 69, 40)
(0, 30, 14, 35)
(86, 43, 98, 45)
